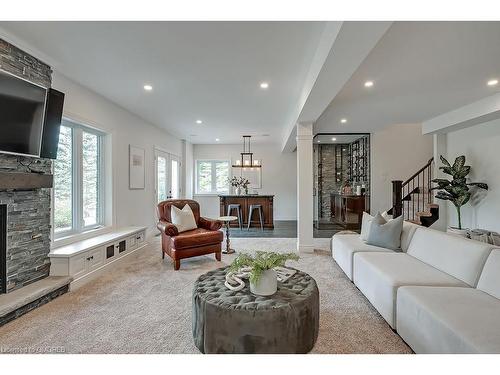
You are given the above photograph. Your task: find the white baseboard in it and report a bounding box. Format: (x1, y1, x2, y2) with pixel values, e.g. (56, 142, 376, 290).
(297, 243, 315, 253)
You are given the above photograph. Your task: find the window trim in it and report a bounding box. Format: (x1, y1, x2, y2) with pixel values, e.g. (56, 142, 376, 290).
(53, 118, 106, 240)
(195, 159, 231, 195)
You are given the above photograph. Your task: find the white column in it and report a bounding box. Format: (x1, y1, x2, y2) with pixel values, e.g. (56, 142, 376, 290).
(297, 122, 314, 253)
(432, 133, 448, 231)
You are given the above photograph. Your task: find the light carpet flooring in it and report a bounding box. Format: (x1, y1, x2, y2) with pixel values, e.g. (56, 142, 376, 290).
(0, 237, 412, 354)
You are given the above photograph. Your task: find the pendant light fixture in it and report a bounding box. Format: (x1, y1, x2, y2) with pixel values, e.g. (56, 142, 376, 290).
(232, 135, 261, 168)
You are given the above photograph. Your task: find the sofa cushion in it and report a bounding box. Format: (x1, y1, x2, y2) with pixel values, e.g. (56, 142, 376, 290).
(477, 249, 500, 299)
(353, 252, 467, 328)
(366, 214, 403, 250)
(331, 234, 392, 280)
(407, 227, 493, 286)
(172, 228, 223, 250)
(397, 286, 500, 353)
(400, 221, 420, 252)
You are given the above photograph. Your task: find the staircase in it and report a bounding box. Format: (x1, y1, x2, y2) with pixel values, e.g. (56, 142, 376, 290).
(387, 157, 439, 227)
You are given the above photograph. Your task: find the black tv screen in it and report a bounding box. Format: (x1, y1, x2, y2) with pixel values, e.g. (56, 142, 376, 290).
(40, 88, 65, 159)
(0, 69, 47, 158)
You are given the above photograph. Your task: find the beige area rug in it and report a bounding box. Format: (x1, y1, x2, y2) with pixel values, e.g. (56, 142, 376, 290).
(0, 237, 411, 354)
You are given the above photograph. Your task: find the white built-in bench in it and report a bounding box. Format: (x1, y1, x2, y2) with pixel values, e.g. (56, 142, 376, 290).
(49, 227, 147, 289)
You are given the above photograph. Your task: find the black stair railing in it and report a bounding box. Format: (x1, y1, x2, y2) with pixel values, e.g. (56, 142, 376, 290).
(389, 157, 434, 222)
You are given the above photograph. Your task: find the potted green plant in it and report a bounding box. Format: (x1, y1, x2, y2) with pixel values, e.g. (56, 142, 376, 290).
(431, 155, 488, 236)
(229, 251, 299, 296)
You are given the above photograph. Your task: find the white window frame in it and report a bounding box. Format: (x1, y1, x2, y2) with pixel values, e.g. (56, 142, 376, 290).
(195, 159, 231, 195)
(53, 118, 106, 240)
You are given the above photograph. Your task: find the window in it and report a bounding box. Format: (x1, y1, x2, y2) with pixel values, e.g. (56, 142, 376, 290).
(196, 160, 230, 194)
(53, 119, 105, 238)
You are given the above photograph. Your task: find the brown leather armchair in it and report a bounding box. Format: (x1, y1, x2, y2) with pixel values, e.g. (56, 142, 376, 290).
(156, 199, 223, 270)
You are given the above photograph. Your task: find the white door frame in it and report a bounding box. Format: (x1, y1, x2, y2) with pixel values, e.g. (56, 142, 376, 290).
(169, 154, 181, 200)
(154, 147, 182, 203)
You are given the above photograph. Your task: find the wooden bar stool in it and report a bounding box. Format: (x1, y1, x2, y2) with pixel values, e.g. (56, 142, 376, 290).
(247, 204, 264, 231)
(226, 204, 242, 229)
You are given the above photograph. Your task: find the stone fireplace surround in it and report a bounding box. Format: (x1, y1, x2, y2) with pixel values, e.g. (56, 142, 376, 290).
(0, 38, 53, 294)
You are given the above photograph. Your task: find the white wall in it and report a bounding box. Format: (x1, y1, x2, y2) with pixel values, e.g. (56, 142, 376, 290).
(52, 72, 183, 237)
(370, 123, 434, 214)
(181, 140, 194, 199)
(446, 118, 500, 232)
(193, 143, 297, 220)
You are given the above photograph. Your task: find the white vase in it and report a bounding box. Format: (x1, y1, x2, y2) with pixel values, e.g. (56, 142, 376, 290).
(250, 269, 277, 296)
(447, 226, 469, 238)
(235, 187, 241, 195)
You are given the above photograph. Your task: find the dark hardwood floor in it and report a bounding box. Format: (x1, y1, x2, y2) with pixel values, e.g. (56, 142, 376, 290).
(229, 220, 346, 238)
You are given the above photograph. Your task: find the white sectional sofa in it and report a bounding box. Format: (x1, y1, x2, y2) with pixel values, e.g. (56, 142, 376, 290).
(332, 225, 500, 353)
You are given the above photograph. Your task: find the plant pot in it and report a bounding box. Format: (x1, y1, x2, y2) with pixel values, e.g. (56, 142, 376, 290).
(235, 187, 241, 195)
(250, 269, 277, 296)
(447, 226, 469, 238)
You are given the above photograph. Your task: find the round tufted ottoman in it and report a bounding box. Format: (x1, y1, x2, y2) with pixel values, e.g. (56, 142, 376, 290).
(192, 266, 319, 354)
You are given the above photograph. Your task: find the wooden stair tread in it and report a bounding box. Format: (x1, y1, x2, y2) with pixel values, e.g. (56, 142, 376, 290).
(416, 211, 432, 217)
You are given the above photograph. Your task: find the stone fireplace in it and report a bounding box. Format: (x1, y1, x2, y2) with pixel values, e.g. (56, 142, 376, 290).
(0, 157, 53, 294)
(0, 38, 53, 294)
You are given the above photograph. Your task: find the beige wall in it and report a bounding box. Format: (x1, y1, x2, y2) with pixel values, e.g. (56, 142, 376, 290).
(370, 123, 434, 214)
(193, 143, 297, 220)
(52, 72, 183, 237)
(446, 118, 500, 232)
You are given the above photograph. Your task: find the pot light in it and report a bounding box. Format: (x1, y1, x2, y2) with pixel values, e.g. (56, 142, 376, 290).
(260, 82, 269, 89)
(215, 138, 220, 142)
(364, 81, 374, 88)
(196, 120, 203, 124)
(331, 137, 337, 141)
(487, 79, 498, 86)
(143, 84, 153, 91)
(340, 118, 347, 124)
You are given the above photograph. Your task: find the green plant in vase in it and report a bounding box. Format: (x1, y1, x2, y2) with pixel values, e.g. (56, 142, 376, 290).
(229, 251, 299, 296)
(431, 155, 488, 233)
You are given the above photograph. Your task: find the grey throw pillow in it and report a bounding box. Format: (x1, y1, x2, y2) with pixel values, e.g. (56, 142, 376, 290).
(366, 213, 403, 250)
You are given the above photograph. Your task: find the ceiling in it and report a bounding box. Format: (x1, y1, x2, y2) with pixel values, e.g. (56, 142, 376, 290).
(313, 134, 367, 144)
(0, 21, 326, 144)
(2, 21, 499, 148)
(315, 22, 500, 134)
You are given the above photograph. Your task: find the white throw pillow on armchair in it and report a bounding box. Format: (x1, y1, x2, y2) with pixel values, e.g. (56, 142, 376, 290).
(171, 204, 198, 233)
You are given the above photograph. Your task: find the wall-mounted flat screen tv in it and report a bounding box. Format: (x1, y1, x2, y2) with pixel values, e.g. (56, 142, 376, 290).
(0, 69, 48, 158)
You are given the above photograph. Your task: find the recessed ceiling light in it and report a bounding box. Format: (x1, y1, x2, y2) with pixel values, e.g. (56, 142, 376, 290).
(215, 138, 220, 142)
(340, 118, 347, 124)
(487, 79, 498, 86)
(317, 140, 321, 143)
(260, 82, 269, 89)
(196, 120, 203, 124)
(364, 81, 374, 88)
(143, 84, 153, 91)
(331, 137, 337, 141)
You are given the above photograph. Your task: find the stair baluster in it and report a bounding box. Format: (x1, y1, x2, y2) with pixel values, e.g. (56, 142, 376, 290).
(388, 158, 438, 227)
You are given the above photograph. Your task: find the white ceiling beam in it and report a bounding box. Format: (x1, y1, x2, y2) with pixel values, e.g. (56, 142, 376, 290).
(281, 21, 392, 153)
(280, 22, 343, 153)
(422, 93, 500, 134)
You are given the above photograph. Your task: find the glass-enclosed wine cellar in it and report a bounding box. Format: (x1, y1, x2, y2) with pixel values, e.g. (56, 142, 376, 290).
(313, 133, 370, 232)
